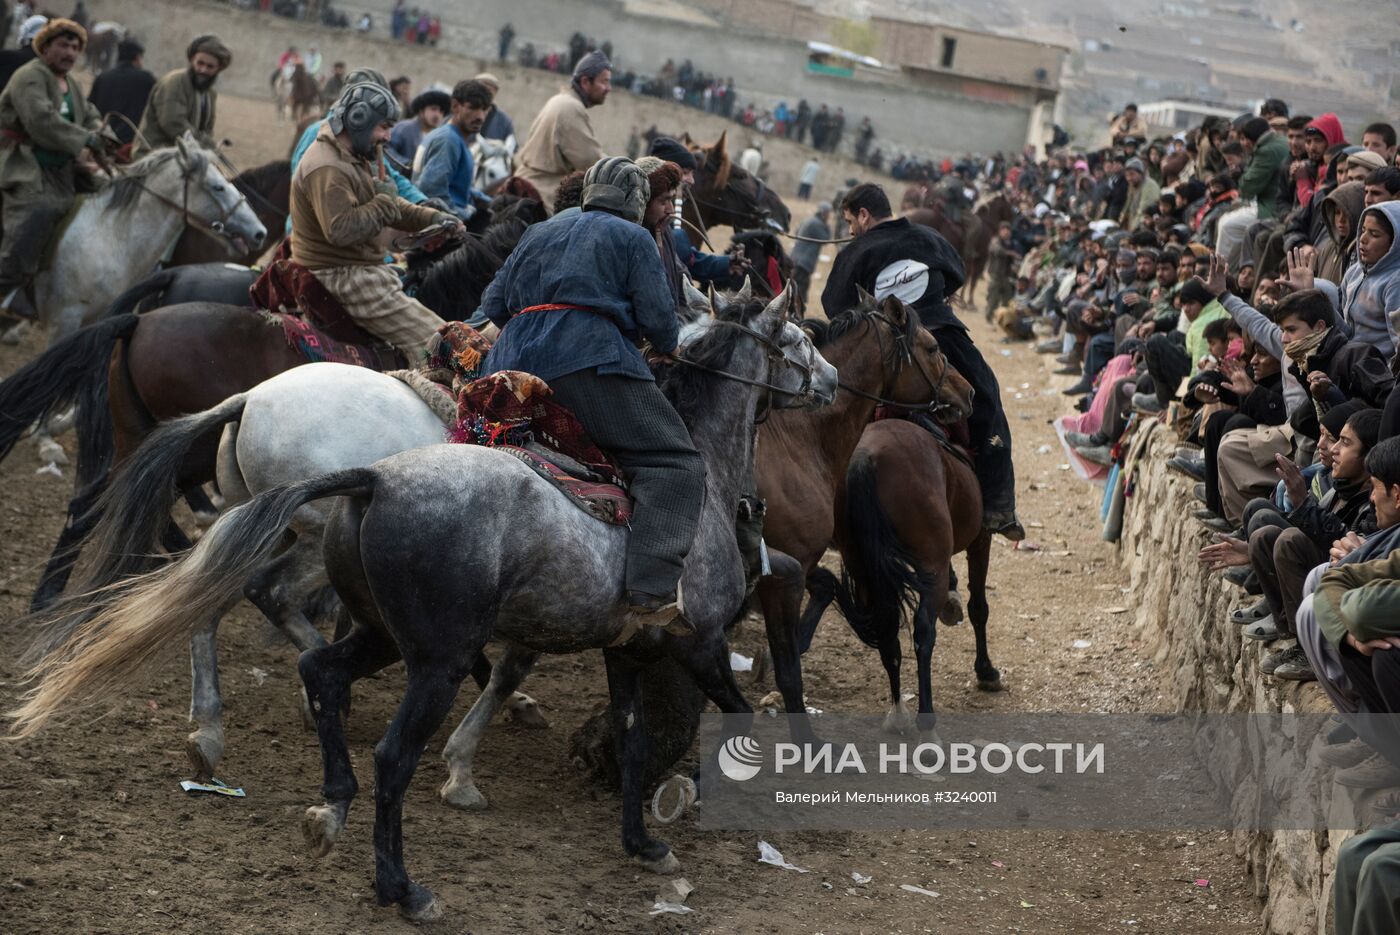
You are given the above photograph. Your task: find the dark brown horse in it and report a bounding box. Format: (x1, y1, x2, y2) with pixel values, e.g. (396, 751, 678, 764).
(681, 131, 792, 239)
(905, 192, 1013, 308)
(751, 295, 974, 719)
(817, 416, 999, 737)
(169, 159, 292, 268)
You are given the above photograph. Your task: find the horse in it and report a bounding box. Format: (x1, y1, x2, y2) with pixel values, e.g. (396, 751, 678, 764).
(811, 416, 999, 739)
(683, 130, 792, 238)
(40, 276, 709, 778)
(169, 159, 292, 268)
(11, 284, 839, 922)
(287, 64, 321, 125)
(0, 201, 543, 610)
(750, 292, 975, 718)
(963, 192, 1015, 302)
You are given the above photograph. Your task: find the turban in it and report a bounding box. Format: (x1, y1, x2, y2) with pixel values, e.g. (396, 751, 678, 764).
(473, 72, 501, 91)
(581, 157, 648, 224)
(187, 34, 231, 69)
(572, 50, 611, 81)
(33, 17, 86, 53)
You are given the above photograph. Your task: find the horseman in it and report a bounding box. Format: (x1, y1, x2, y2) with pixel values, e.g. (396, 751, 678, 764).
(937, 167, 970, 224)
(0, 18, 105, 326)
(289, 67, 430, 231)
(647, 135, 749, 290)
(133, 34, 229, 158)
(822, 183, 1024, 541)
(289, 81, 461, 356)
(413, 79, 493, 223)
(515, 50, 609, 209)
(478, 157, 703, 631)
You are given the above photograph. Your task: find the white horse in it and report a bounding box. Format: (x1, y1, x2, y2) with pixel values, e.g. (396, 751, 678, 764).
(16, 131, 267, 461)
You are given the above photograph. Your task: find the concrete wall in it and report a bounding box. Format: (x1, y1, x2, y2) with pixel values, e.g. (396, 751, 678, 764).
(95, 0, 1042, 159)
(1118, 422, 1371, 935)
(83, 0, 887, 196)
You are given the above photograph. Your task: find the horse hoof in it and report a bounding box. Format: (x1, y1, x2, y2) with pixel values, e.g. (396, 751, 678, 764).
(882, 706, 915, 736)
(37, 438, 68, 465)
(639, 848, 681, 875)
(184, 726, 224, 781)
(400, 884, 442, 922)
(938, 593, 964, 626)
(976, 674, 1005, 692)
(504, 693, 550, 729)
(440, 776, 488, 811)
(302, 804, 343, 858)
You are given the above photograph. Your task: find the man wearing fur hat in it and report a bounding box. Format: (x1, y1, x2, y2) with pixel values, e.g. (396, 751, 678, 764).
(0, 17, 103, 324)
(516, 49, 610, 208)
(133, 34, 230, 157)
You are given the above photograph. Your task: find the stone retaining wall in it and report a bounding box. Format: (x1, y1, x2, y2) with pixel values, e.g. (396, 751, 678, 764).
(1118, 422, 1374, 935)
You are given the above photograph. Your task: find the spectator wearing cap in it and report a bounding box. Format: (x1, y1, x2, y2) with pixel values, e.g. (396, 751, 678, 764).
(133, 33, 230, 158)
(647, 135, 747, 289)
(388, 88, 449, 169)
(87, 37, 154, 149)
(1214, 118, 1289, 266)
(1347, 150, 1388, 185)
(0, 14, 46, 91)
(517, 49, 610, 208)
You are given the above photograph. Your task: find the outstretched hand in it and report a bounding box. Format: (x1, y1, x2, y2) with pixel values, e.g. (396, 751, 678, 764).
(1197, 253, 1228, 298)
(1285, 247, 1315, 292)
(1198, 533, 1248, 572)
(1274, 453, 1308, 506)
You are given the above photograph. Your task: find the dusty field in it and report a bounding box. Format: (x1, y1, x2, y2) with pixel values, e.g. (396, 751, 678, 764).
(0, 89, 1265, 935)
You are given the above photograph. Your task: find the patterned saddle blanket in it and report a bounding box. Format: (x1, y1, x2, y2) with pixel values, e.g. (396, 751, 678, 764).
(424, 328, 632, 526)
(251, 243, 405, 371)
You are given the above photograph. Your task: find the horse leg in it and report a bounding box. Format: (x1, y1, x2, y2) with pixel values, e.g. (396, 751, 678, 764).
(439, 643, 540, 810)
(185, 597, 245, 779)
(939, 564, 964, 626)
(879, 630, 913, 735)
(603, 647, 680, 875)
(966, 529, 1002, 691)
(371, 655, 477, 921)
(798, 566, 840, 653)
(912, 571, 948, 743)
(463, 652, 547, 729)
(243, 532, 329, 655)
(757, 550, 808, 714)
(298, 621, 400, 859)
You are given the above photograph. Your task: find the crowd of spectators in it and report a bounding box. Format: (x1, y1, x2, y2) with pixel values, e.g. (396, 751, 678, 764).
(955, 98, 1400, 926)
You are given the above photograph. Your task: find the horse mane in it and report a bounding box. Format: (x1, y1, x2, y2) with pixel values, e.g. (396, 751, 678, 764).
(106, 149, 193, 212)
(657, 295, 764, 412)
(233, 159, 290, 195)
(823, 295, 918, 372)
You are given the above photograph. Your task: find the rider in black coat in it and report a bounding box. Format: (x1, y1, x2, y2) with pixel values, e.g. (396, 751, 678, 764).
(822, 182, 1024, 540)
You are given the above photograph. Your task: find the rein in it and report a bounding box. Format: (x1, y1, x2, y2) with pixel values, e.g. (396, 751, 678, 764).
(669, 318, 815, 418)
(835, 311, 959, 420)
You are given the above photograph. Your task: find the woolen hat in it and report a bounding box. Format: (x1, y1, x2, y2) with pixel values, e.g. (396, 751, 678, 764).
(648, 136, 697, 171)
(1124, 157, 1146, 174)
(581, 157, 648, 223)
(1348, 150, 1388, 172)
(186, 34, 231, 69)
(33, 17, 86, 52)
(572, 50, 611, 80)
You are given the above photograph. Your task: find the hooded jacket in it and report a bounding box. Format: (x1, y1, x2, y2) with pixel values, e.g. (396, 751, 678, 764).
(1315, 181, 1365, 286)
(1338, 200, 1400, 368)
(1238, 129, 1290, 220)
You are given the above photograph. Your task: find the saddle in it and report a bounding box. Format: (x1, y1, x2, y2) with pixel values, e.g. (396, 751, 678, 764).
(444, 369, 631, 525)
(250, 242, 406, 371)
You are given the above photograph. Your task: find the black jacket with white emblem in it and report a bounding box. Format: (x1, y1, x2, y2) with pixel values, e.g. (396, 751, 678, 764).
(821, 217, 967, 331)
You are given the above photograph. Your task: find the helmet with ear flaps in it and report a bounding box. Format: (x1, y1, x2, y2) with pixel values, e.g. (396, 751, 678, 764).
(327, 82, 400, 158)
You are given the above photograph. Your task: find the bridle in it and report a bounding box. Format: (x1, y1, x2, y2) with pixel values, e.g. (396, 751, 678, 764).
(834, 310, 961, 422)
(668, 317, 817, 421)
(130, 155, 253, 246)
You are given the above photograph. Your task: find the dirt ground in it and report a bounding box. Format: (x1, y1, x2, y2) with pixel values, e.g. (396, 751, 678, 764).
(0, 91, 1264, 935)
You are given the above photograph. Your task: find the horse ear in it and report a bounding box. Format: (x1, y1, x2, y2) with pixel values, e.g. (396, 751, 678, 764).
(736, 276, 752, 301)
(855, 283, 875, 306)
(174, 132, 191, 169)
(882, 295, 908, 324)
(713, 130, 727, 159)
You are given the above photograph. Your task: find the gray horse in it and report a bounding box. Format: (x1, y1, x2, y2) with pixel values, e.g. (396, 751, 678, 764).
(12, 283, 837, 922)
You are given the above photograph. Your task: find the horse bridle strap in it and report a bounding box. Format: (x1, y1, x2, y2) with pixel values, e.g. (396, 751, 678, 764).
(670, 319, 814, 406)
(835, 311, 957, 419)
(122, 158, 251, 245)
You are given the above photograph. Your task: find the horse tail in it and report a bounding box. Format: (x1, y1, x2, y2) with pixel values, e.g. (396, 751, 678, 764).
(833, 452, 920, 649)
(101, 268, 178, 321)
(0, 313, 139, 464)
(8, 468, 377, 740)
(26, 393, 254, 658)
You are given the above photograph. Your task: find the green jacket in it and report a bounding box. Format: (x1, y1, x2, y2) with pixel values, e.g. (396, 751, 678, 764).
(0, 58, 98, 192)
(1315, 549, 1400, 646)
(1120, 174, 1161, 230)
(134, 68, 216, 158)
(1239, 131, 1289, 220)
(1185, 299, 1229, 375)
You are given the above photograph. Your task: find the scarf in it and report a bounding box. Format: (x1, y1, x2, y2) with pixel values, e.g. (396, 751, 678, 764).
(1284, 327, 1330, 372)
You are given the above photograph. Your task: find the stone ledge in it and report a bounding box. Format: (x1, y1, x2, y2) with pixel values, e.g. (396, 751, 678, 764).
(1117, 422, 1372, 935)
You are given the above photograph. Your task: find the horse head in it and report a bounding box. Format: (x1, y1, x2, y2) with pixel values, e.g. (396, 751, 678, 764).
(701, 282, 835, 410)
(847, 290, 973, 423)
(689, 131, 791, 233)
(173, 132, 269, 257)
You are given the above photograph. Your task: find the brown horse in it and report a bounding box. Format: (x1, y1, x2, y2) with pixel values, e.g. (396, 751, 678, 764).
(818, 416, 998, 737)
(906, 193, 1013, 308)
(752, 294, 974, 718)
(288, 65, 322, 125)
(681, 130, 793, 238)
